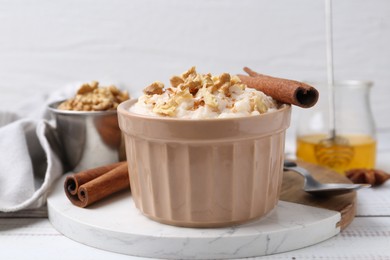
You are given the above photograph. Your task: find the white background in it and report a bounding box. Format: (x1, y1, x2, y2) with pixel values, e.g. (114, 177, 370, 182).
(1, 0, 389, 148)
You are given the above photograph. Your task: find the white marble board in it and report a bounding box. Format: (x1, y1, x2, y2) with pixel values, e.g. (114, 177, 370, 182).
(47, 175, 340, 259)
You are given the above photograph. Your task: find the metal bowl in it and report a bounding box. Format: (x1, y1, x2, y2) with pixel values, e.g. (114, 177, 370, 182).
(48, 100, 125, 172)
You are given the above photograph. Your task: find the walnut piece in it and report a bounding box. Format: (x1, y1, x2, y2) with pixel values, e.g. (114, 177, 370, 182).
(143, 81, 165, 95)
(58, 81, 129, 111)
(345, 168, 390, 186)
(170, 76, 184, 88)
(153, 99, 177, 116)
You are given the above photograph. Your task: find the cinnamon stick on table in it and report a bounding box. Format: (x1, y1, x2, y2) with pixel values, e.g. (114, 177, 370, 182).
(238, 67, 319, 108)
(64, 161, 129, 208)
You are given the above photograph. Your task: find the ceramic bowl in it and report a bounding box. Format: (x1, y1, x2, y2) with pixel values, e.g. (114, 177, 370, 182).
(118, 99, 291, 227)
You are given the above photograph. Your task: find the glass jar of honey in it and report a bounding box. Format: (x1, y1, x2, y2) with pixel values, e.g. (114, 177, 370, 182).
(296, 81, 376, 174)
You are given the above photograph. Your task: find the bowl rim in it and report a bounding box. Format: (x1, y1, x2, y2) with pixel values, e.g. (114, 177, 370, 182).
(48, 100, 118, 116)
(117, 99, 291, 123)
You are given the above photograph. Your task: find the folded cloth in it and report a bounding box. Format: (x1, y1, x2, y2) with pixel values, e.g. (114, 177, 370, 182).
(0, 115, 63, 211)
(0, 85, 80, 212)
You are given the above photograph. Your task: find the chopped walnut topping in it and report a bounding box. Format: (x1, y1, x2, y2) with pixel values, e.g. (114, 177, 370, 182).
(193, 99, 205, 110)
(144, 81, 165, 95)
(203, 89, 218, 109)
(77, 82, 97, 95)
(132, 67, 278, 118)
(153, 99, 177, 116)
(345, 168, 390, 186)
(183, 81, 201, 96)
(57, 81, 129, 111)
(170, 76, 184, 88)
(202, 73, 214, 88)
(214, 73, 231, 89)
(181, 66, 196, 79)
(251, 95, 268, 114)
(230, 75, 241, 85)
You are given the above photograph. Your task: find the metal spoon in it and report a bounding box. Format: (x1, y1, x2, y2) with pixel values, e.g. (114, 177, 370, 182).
(283, 161, 371, 196)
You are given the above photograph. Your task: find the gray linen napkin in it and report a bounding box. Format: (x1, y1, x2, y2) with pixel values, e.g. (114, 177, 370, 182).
(0, 116, 63, 211)
(0, 85, 79, 212)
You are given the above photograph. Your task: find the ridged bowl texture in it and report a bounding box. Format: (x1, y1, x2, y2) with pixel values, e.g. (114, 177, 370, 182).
(118, 99, 291, 227)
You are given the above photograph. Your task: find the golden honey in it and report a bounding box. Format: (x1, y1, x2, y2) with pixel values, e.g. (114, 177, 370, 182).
(296, 134, 376, 174)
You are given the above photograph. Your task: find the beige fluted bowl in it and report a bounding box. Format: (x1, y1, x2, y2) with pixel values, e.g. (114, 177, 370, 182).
(118, 99, 291, 228)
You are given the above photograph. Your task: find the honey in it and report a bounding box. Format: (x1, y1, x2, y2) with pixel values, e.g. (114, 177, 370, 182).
(296, 134, 376, 174)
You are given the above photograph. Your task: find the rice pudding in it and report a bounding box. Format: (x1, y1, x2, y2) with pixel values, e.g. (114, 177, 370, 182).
(131, 67, 280, 119)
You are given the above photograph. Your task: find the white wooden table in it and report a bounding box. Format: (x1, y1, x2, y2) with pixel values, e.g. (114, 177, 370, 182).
(0, 90, 389, 258)
(1, 142, 390, 259)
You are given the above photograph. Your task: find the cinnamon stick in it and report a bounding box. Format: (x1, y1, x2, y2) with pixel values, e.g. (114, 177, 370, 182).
(64, 161, 130, 207)
(238, 67, 319, 108)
